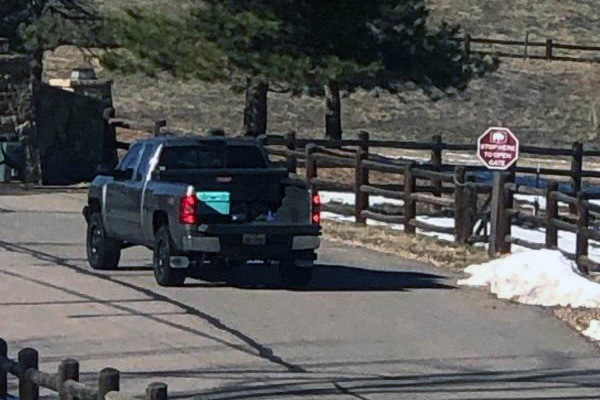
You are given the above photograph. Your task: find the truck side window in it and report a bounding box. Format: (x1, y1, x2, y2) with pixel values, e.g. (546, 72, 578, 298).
(116, 143, 143, 180)
(135, 144, 156, 181)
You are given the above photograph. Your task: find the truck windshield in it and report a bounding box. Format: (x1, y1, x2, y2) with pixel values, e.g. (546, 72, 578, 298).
(159, 145, 267, 169)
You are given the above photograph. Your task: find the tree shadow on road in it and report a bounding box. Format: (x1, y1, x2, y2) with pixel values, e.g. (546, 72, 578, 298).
(187, 263, 454, 291)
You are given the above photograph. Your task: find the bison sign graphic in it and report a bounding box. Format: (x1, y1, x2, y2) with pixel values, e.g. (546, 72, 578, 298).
(477, 127, 519, 170)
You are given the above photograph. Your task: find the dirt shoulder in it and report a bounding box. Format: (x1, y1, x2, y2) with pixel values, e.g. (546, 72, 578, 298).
(321, 220, 489, 272)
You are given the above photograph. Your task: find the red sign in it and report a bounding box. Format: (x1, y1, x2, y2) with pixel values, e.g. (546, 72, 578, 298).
(477, 127, 519, 170)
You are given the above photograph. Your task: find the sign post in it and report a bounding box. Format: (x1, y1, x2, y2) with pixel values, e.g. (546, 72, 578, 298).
(479, 127, 519, 256)
(477, 127, 519, 170)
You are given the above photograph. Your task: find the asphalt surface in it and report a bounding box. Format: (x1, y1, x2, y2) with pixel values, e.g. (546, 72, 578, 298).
(2, 192, 600, 400)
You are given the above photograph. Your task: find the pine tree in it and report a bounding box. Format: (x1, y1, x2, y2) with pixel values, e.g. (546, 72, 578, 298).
(105, 1, 497, 138)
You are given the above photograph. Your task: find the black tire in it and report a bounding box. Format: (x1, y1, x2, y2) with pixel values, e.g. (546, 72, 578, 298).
(86, 212, 121, 270)
(279, 260, 313, 288)
(153, 226, 187, 287)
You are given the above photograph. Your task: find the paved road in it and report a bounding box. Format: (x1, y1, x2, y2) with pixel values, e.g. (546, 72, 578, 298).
(1, 192, 600, 400)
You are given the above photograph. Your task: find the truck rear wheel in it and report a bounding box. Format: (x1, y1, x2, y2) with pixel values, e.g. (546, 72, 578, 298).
(153, 226, 187, 287)
(86, 213, 121, 270)
(279, 260, 313, 288)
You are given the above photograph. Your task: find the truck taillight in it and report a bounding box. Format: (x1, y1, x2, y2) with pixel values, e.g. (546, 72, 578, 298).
(311, 193, 321, 225)
(179, 194, 198, 225)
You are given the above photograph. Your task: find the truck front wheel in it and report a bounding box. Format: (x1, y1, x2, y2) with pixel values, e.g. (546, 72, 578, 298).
(279, 260, 313, 288)
(153, 226, 187, 287)
(86, 213, 121, 270)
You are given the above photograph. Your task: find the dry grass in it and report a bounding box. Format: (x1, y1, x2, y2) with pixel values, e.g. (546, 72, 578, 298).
(426, 0, 600, 44)
(96, 60, 600, 148)
(554, 307, 600, 333)
(322, 220, 489, 271)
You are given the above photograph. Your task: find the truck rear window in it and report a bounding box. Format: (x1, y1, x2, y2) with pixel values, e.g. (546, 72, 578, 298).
(159, 145, 267, 169)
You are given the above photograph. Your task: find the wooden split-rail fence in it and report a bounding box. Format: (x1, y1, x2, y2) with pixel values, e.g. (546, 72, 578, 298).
(0, 338, 167, 400)
(261, 131, 600, 274)
(109, 117, 600, 273)
(457, 34, 600, 63)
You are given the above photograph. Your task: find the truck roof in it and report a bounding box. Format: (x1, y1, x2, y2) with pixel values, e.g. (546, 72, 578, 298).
(134, 135, 261, 147)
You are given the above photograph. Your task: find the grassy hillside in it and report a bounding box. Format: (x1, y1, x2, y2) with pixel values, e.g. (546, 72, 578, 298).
(44, 1, 600, 148)
(427, 0, 600, 44)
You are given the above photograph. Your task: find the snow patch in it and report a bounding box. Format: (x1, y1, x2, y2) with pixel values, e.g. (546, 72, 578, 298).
(583, 320, 600, 341)
(320, 191, 404, 207)
(459, 249, 600, 308)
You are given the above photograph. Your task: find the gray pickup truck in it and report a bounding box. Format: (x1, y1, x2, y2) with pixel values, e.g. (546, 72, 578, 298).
(83, 135, 321, 287)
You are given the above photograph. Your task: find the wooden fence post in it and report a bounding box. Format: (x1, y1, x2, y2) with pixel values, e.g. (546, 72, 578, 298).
(404, 163, 416, 235)
(489, 171, 511, 256)
(546, 38, 553, 60)
(454, 167, 467, 243)
(305, 144, 318, 200)
(146, 382, 168, 400)
(98, 368, 119, 400)
(454, 167, 476, 244)
(430, 135, 443, 198)
(0, 339, 6, 399)
(285, 130, 297, 174)
(524, 31, 530, 59)
(153, 119, 167, 137)
(58, 359, 79, 400)
(545, 181, 559, 248)
(464, 34, 471, 60)
(576, 192, 590, 275)
(18, 348, 38, 400)
(355, 132, 369, 224)
(570, 141, 583, 214)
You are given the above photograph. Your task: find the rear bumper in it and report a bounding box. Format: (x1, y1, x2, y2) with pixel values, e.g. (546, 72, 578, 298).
(180, 225, 320, 259)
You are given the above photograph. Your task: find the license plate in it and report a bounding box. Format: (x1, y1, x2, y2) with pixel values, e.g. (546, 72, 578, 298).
(243, 233, 266, 245)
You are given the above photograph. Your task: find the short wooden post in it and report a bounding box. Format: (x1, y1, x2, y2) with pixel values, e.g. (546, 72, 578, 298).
(467, 174, 478, 239)
(545, 181, 559, 248)
(305, 144, 318, 200)
(97, 368, 119, 400)
(454, 167, 470, 244)
(489, 171, 511, 256)
(546, 38, 553, 60)
(0, 339, 7, 399)
(355, 132, 370, 225)
(153, 119, 167, 137)
(146, 382, 168, 400)
(430, 135, 443, 198)
(58, 359, 79, 400)
(404, 163, 416, 235)
(576, 192, 590, 275)
(285, 130, 297, 174)
(464, 34, 471, 60)
(524, 31, 530, 59)
(570, 141, 583, 214)
(18, 348, 38, 400)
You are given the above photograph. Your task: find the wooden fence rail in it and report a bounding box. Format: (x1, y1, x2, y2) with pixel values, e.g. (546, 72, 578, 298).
(0, 339, 167, 400)
(455, 34, 600, 63)
(264, 130, 600, 207)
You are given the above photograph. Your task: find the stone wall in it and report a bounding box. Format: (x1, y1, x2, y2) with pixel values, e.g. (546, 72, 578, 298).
(0, 43, 118, 184)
